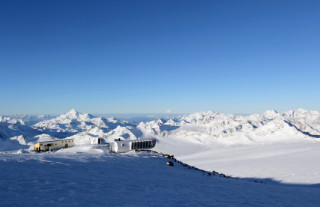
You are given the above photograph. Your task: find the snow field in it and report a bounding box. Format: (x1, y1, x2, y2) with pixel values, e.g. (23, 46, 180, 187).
(155, 136, 320, 184)
(1, 150, 320, 207)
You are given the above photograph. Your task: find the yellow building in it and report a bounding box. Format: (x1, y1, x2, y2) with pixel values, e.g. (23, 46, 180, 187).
(34, 139, 74, 152)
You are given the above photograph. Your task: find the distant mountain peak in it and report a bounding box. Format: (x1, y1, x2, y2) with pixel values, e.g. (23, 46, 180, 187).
(67, 108, 79, 115)
(263, 109, 278, 115)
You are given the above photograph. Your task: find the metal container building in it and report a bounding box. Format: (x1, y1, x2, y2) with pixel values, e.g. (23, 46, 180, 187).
(110, 138, 156, 153)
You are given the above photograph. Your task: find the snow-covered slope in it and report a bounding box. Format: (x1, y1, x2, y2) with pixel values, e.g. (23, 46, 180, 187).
(136, 109, 320, 184)
(1, 149, 319, 207)
(154, 135, 320, 184)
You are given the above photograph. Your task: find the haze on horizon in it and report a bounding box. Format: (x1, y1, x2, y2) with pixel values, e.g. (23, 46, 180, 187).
(1, 0, 319, 115)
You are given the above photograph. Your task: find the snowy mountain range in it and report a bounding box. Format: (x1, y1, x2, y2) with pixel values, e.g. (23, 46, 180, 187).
(0, 116, 39, 141)
(33, 109, 136, 137)
(0, 108, 319, 150)
(138, 109, 320, 144)
(11, 114, 56, 125)
(1, 108, 320, 186)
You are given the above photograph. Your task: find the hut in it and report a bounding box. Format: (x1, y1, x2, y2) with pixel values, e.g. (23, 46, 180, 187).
(34, 139, 74, 152)
(110, 138, 156, 153)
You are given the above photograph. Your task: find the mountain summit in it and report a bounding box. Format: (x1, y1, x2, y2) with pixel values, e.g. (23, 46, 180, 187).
(67, 108, 79, 116)
(33, 109, 106, 137)
(32, 109, 135, 139)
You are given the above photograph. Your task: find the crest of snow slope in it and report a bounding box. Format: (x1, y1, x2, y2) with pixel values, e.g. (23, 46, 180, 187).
(138, 109, 319, 144)
(33, 109, 135, 138)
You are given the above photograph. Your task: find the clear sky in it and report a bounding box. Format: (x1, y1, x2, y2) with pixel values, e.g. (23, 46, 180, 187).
(1, 0, 319, 115)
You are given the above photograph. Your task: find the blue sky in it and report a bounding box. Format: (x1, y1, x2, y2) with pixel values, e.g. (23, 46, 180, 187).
(1, 0, 319, 115)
